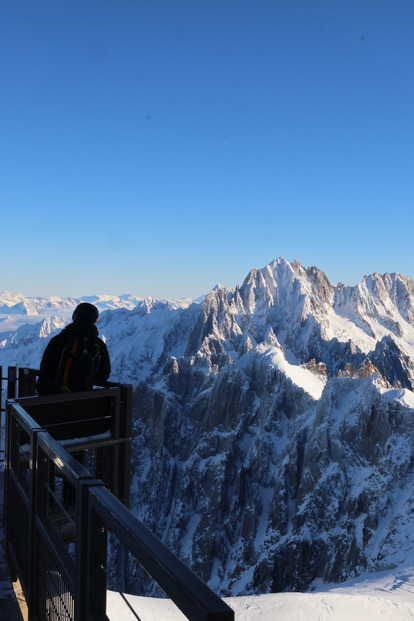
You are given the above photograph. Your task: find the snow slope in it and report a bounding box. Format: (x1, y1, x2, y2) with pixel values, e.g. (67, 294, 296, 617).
(107, 560, 414, 620)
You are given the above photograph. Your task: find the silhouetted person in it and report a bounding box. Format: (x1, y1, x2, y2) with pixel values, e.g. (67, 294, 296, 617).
(37, 302, 111, 395)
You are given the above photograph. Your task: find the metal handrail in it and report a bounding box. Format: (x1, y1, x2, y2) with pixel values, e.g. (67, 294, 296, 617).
(89, 485, 234, 620)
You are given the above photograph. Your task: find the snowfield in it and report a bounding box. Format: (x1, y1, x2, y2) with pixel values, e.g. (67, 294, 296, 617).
(261, 345, 327, 400)
(107, 559, 414, 620)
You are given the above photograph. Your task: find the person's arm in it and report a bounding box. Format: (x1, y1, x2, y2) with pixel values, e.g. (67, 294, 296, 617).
(96, 341, 111, 385)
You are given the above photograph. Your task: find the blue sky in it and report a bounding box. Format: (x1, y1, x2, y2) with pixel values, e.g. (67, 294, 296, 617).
(1, 0, 414, 299)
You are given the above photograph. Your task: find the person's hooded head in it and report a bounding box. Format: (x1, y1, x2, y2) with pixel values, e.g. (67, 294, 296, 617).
(72, 302, 99, 324)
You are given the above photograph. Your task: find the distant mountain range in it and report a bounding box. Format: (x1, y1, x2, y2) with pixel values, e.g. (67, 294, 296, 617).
(1, 258, 413, 596)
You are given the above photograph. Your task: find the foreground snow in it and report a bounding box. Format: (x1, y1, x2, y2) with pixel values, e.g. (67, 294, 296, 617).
(107, 561, 414, 620)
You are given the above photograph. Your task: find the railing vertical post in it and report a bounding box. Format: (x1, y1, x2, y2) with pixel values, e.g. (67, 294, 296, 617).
(27, 427, 41, 621)
(119, 385, 132, 508)
(3, 402, 14, 578)
(7, 366, 17, 399)
(110, 395, 120, 499)
(32, 440, 51, 621)
(18, 368, 37, 397)
(0, 365, 3, 456)
(75, 479, 104, 621)
(86, 506, 108, 621)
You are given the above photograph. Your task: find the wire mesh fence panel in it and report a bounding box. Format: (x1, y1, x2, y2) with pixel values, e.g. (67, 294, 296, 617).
(32, 441, 80, 619)
(12, 425, 32, 495)
(36, 537, 75, 621)
(67, 443, 118, 496)
(8, 481, 30, 588)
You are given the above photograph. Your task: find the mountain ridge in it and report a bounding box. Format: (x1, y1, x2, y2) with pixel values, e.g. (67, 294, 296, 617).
(0, 257, 413, 596)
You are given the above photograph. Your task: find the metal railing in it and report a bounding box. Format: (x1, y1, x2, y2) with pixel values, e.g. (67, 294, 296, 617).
(12, 384, 133, 510)
(1, 366, 38, 457)
(3, 374, 235, 621)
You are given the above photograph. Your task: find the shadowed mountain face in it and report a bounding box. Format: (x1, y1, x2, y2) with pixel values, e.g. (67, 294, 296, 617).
(1, 258, 414, 595)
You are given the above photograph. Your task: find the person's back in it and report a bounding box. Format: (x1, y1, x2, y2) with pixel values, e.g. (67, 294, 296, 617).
(37, 302, 111, 395)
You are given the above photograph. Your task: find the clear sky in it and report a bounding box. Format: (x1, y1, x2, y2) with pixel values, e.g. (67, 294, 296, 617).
(1, 0, 414, 299)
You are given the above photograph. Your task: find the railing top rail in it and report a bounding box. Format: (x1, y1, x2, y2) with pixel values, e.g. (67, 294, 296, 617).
(37, 430, 97, 484)
(7, 399, 102, 484)
(6, 400, 44, 433)
(89, 485, 234, 621)
(14, 384, 121, 406)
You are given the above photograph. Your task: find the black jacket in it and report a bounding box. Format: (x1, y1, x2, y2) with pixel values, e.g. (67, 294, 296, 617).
(37, 321, 111, 395)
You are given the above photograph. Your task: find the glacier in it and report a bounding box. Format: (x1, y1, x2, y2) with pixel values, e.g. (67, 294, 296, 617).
(0, 257, 413, 596)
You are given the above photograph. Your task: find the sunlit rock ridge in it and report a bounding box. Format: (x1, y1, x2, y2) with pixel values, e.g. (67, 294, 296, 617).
(0, 258, 413, 596)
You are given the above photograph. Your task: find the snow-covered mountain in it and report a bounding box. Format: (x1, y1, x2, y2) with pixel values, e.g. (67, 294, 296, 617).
(0, 293, 194, 368)
(0, 258, 413, 597)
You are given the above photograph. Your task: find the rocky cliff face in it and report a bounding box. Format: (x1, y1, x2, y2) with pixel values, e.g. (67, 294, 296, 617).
(120, 259, 414, 596)
(1, 258, 413, 596)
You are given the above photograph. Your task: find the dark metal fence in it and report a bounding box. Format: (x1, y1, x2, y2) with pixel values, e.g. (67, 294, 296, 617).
(3, 375, 235, 621)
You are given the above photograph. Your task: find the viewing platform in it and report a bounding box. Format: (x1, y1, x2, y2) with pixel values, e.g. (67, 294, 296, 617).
(0, 366, 234, 621)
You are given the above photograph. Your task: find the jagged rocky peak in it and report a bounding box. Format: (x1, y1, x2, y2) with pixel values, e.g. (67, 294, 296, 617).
(184, 285, 241, 362)
(239, 267, 275, 314)
(239, 257, 296, 308)
(238, 258, 307, 326)
(177, 258, 414, 388)
(337, 358, 392, 387)
(336, 271, 414, 327)
(305, 264, 334, 306)
(38, 316, 66, 339)
(386, 272, 414, 325)
(238, 257, 337, 325)
(364, 271, 414, 304)
(302, 358, 329, 378)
